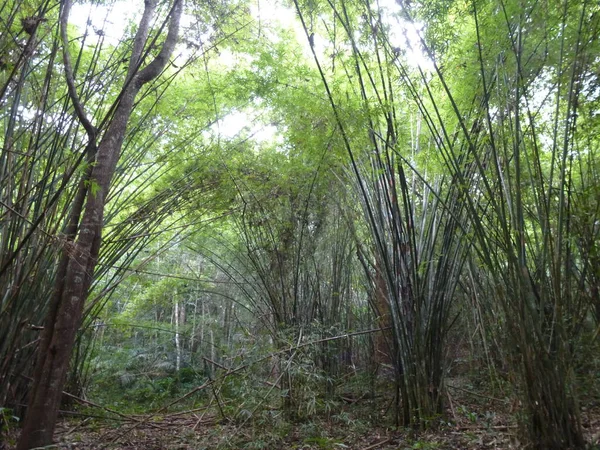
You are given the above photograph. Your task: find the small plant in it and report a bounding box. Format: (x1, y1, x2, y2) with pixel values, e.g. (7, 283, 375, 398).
(482, 411, 496, 429)
(299, 421, 323, 439)
(458, 406, 478, 423)
(0, 407, 19, 434)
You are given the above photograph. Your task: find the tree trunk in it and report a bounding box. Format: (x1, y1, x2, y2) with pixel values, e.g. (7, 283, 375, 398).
(17, 1, 182, 448)
(174, 297, 181, 372)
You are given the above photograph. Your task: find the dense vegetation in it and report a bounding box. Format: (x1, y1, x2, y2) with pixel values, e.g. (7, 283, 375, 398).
(0, 0, 598, 448)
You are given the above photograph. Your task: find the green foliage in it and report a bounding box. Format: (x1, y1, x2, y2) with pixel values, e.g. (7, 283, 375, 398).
(0, 407, 19, 436)
(90, 345, 208, 412)
(1, 0, 598, 448)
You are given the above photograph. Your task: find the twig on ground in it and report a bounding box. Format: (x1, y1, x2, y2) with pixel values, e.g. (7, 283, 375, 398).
(363, 438, 391, 449)
(60, 417, 91, 438)
(446, 389, 458, 423)
(447, 384, 509, 404)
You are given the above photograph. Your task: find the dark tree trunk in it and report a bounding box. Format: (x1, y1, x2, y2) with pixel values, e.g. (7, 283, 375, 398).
(16, 0, 182, 448)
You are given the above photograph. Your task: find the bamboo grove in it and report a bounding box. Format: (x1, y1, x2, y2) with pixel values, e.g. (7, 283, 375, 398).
(0, 0, 598, 448)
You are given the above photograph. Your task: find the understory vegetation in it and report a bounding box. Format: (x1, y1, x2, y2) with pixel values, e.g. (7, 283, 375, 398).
(1, 0, 599, 448)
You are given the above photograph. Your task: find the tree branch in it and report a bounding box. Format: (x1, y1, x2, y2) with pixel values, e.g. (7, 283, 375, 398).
(137, 0, 184, 86)
(127, 0, 159, 82)
(60, 0, 96, 141)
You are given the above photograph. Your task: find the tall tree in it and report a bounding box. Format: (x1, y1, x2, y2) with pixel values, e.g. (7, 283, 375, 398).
(17, 0, 183, 447)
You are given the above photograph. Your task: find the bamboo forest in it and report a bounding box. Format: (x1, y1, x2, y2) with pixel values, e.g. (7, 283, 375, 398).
(0, 0, 598, 448)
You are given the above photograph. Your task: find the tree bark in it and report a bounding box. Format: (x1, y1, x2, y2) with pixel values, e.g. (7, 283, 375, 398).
(17, 0, 182, 448)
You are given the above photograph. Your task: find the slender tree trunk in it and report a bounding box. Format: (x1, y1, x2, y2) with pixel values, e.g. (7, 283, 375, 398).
(174, 297, 181, 372)
(209, 330, 215, 378)
(17, 1, 182, 448)
(190, 298, 198, 355)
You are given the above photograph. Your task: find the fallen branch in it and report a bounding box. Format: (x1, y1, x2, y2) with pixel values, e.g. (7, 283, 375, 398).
(454, 424, 516, 431)
(446, 384, 509, 404)
(363, 438, 391, 449)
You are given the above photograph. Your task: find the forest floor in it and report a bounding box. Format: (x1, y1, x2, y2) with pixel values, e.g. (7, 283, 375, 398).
(4, 377, 600, 449)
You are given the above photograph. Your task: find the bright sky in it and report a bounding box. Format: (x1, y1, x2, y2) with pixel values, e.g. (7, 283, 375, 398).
(70, 0, 430, 65)
(69, 0, 431, 144)
(70, 2, 136, 46)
